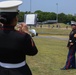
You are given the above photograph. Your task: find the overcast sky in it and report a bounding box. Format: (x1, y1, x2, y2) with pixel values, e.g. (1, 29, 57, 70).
(19, 0, 76, 15)
(0, 0, 76, 15)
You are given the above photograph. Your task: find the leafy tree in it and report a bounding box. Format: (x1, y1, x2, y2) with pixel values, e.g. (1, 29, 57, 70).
(34, 10, 43, 13)
(18, 12, 25, 22)
(58, 13, 67, 23)
(17, 10, 76, 23)
(50, 12, 56, 20)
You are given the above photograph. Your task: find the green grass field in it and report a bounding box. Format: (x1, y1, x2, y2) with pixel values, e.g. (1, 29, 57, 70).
(26, 24, 76, 75)
(29, 23, 71, 35)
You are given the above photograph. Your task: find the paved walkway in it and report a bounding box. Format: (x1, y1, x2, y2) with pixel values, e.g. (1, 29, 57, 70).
(34, 35, 69, 41)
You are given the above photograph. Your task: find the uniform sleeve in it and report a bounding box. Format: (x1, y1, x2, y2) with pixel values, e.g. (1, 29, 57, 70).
(67, 41, 70, 47)
(70, 30, 76, 45)
(25, 34, 38, 56)
(67, 33, 71, 47)
(67, 31, 74, 47)
(72, 34, 76, 44)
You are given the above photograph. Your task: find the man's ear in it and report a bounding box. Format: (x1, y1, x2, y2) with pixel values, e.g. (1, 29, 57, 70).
(12, 16, 18, 25)
(16, 16, 18, 22)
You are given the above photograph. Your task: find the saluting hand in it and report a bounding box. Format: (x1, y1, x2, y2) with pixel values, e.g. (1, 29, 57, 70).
(15, 23, 30, 34)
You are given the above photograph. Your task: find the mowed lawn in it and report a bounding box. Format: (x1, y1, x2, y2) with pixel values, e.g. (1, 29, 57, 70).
(26, 24, 76, 75)
(26, 37, 76, 75)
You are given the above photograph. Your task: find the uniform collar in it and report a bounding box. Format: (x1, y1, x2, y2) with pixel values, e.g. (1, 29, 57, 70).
(3, 25, 15, 30)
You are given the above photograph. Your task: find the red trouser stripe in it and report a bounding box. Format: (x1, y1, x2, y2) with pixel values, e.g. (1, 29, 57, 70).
(66, 49, 74, 69)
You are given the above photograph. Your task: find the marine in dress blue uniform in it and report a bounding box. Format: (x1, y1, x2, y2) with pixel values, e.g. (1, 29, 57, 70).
(61, 21, 76, 70)
(0, 0, 38, 75)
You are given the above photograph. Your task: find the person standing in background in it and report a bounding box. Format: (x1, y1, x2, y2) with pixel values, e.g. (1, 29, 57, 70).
(61, 21, 76, 70)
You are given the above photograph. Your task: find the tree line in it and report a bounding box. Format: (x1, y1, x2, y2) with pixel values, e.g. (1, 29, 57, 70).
(18, 10, 76, 24)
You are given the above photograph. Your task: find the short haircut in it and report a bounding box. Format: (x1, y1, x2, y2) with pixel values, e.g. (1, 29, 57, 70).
(0, 12, 19, 24)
